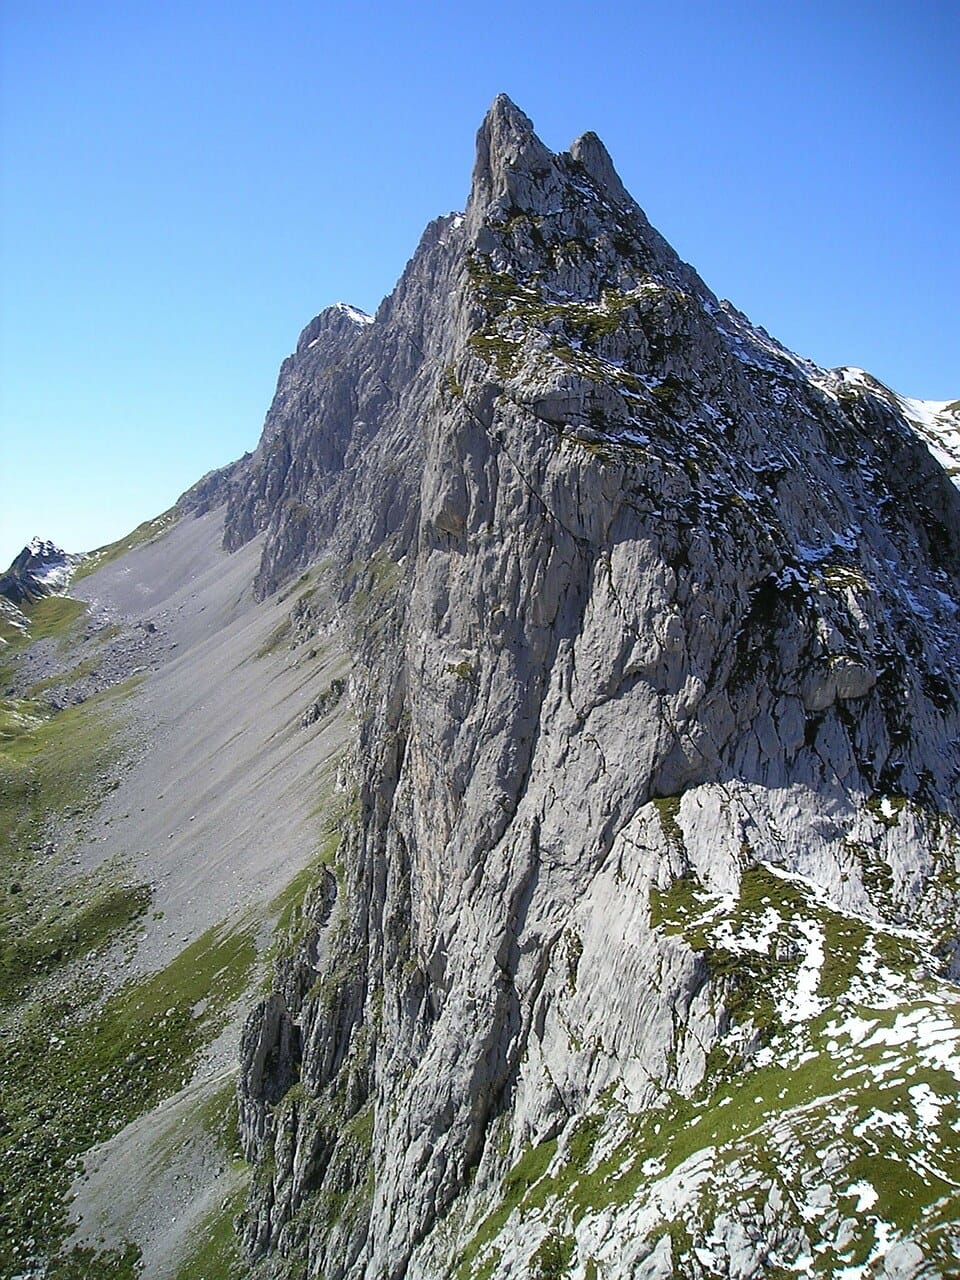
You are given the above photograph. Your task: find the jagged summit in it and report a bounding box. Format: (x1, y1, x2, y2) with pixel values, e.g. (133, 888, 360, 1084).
(483, 90, 531, 131)
(26, 536, 64, 558)
(475, 92, 540, 156)
(568, 128, 631, 205)
(468, 94, 553, 226)
(472, 96, 629, 208)
(0, 538, 80, 605)
(465, 95, 693, 313)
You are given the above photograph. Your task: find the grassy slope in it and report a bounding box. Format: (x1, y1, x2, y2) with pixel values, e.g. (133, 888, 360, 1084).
(452, 863, 960, 1279)
(1, 543, 354, 1278)
(0, 592, 261, 1275)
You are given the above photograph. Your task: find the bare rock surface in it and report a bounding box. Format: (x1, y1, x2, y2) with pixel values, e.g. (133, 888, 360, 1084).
(216, 97, 960, 1279)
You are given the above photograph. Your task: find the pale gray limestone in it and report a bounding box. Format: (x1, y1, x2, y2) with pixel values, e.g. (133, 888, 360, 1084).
(226, 97, 960, 1279)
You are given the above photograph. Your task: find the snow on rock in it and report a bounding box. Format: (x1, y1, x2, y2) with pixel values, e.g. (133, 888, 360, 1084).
(1, 537, 83, 606)
(780, 918, 827, 1025)
(831, 365, 960, 486)
(333, 302, 374, 326)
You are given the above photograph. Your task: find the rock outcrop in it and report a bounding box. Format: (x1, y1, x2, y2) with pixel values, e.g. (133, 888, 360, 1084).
(230, 97, 960, 1279)
(0, 537, 81, 605)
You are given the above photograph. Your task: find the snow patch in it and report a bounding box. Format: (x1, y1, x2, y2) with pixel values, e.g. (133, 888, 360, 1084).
(333, 302, 374, 326)
(845, 1180, 878, 1212)
(823, 1014, 878, 1046)
(908, 1082, 942, 1129)
(780, 918, 826, 1024)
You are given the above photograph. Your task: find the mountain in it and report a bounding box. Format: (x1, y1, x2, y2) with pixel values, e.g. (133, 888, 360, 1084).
(0, 537, 82, 607)
(2, 96, 959, 1280)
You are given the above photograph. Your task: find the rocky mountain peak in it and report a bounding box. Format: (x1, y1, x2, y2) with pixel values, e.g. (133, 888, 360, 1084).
(295, 302, 373, 355)
(8, 97, 960, 1280)
(1, 538, 79, 606)
(26, 536, 63, 558)
(468, 93, 555, 218)
(568, 128, 631, 205)
(465, 97, 693, 312)
(214, 101, 960, 1278)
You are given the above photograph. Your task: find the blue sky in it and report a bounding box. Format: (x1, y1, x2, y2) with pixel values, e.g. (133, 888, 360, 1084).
(1, 0, 957, 566)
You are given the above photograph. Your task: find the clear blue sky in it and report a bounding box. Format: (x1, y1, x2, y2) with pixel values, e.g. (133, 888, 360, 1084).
(1, 0, 957, 566)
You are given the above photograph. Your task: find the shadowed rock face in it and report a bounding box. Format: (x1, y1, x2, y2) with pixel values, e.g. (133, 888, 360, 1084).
(231, 97, 960, 1279)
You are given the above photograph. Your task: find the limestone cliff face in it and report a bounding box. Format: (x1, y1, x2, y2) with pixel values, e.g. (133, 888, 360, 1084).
(233, 99, 960, 1279)
(222, 224, 467, 600)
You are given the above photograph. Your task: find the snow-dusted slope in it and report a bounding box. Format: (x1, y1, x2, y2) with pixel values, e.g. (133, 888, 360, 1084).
(0, 536, 84, 606)
(427, 850, 960, 1279)
(832, 366, 960, 485)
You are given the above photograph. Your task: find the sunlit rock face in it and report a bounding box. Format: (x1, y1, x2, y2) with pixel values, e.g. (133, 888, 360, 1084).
(232, 96, 960, 1280)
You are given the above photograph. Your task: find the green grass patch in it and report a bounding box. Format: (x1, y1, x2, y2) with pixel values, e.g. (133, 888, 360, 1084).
(270, 828, 341, 932)
(26, 654, 102, 697)
(46, 1242, 143, 1279)
(0, 681, 136, 889)
(0, 681, 143, 1020)
(0, 916, 257, 1273)
(350, 549, 402, 619)
(256, 615, 292, 658)
(865, 791, 908, 828)
(647, 869, 711, 934)
(465, 255, 641, 384)
(450, 1139, 558, 1279)
(455, 986, 960, 1273)
(19, 594, 87, 642)
(651, 794, 683, 847)
(1, 683, 131, 820)
(0, 872, 151, 1008)
(195, 1076, 244, 1156)
(532, 1232, 574, 1279)
(447, 659, 478, 685)
(0, 694, 45, 741)
(0, 613, 28, 645)
(172, 1177, 247, 1280)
